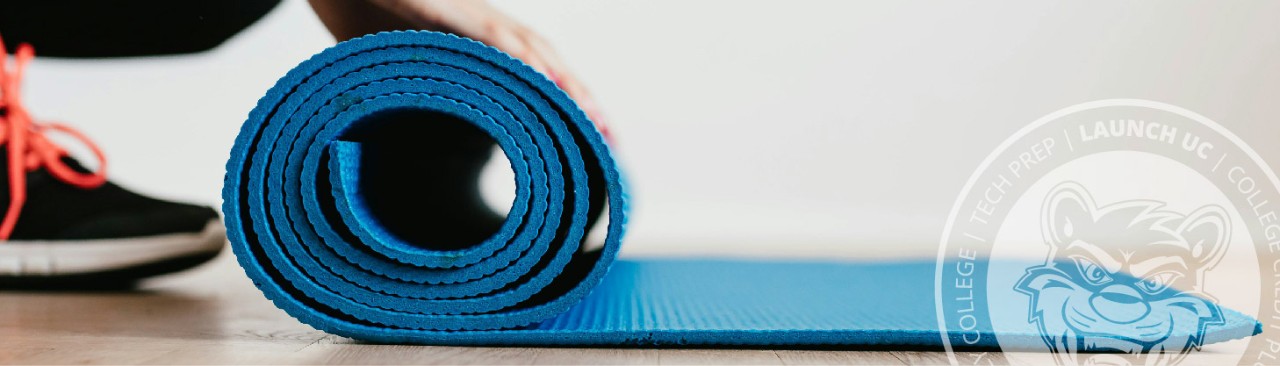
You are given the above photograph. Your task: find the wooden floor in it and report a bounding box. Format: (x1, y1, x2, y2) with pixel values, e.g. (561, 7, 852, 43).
(0, 244, 1259, 365)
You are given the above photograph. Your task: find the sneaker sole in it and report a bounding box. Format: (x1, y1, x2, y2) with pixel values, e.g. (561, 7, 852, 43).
(0, 220, 225, 288)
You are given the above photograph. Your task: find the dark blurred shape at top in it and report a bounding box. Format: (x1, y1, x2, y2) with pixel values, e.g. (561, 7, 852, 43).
(0, 0, 281, 58)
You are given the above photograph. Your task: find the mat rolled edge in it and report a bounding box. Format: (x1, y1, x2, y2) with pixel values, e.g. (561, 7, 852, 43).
(222, 31, 628, 343)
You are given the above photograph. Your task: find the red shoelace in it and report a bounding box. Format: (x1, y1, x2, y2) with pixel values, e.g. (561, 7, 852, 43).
(0, 35, 108, 240)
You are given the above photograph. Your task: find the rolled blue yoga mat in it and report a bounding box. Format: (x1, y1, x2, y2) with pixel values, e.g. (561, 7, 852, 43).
(223, 31, 1259, 348)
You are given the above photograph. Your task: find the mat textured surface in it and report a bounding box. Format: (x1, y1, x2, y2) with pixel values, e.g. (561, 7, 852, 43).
(223, 31, 1259, 348)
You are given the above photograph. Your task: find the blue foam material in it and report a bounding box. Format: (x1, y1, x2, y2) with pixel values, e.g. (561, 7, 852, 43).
(223, 31, 1259, 347)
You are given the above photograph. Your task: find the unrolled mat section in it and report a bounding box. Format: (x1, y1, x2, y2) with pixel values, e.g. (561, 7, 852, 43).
(223, 31, 1258, 348)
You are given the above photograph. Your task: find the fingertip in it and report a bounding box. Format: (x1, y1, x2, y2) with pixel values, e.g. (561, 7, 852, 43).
(579, 102, 614, 145)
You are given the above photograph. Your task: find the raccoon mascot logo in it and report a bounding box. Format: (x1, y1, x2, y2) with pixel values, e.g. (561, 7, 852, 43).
(1015, 182, 1228, 365)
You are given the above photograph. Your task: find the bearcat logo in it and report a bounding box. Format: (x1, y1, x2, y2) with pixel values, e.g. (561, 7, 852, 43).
(1015, 181, 1228, 365)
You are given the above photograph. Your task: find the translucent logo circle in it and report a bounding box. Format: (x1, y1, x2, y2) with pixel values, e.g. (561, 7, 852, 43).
(937, 99, 1277, 365)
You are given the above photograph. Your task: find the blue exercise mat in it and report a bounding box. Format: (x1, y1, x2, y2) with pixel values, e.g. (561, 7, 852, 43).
(223, 31, 1259, 348)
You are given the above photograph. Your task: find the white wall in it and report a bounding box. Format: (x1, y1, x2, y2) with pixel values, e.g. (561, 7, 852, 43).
(22, 0, 1280, 253)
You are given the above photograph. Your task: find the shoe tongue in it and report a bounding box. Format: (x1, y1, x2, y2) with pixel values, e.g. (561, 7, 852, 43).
(0, 151, 95, 174)
(58, 155, 95, 174)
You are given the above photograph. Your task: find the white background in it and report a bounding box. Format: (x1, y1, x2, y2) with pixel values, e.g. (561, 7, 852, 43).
(21, 0, 1280, 254)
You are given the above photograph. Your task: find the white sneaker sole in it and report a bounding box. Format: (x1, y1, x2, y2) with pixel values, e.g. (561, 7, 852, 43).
(0, 220, 225, 277)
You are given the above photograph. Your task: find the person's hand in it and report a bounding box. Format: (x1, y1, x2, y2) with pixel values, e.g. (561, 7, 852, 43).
(309, 0, 610, 138)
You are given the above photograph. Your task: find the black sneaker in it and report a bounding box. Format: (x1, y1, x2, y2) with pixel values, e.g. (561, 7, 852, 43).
(0, 37, 224, 288)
